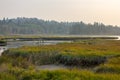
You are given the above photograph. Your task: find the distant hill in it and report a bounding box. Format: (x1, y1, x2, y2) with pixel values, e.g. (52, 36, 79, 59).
(0, 17, 120, 35)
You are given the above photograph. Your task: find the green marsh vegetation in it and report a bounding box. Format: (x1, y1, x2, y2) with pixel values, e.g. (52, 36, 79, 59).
(0, 40, 7, 46)
(0, 40, 120, 80)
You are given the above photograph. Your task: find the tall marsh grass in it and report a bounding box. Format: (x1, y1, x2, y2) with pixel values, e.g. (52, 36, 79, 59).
(0, 40, 120, 79)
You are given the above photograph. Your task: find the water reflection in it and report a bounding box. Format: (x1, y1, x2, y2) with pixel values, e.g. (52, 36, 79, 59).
(0, 47, 7, 56)
(0, 40, 71, 55)
(6, 40, 72, 48)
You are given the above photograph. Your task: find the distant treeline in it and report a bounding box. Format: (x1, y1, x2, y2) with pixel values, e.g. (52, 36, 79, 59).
(0, 17, 120, 35)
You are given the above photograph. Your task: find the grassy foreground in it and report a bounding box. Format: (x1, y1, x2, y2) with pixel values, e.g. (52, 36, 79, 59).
(0, 40, 120, 80)
(0, 68, 120, 80)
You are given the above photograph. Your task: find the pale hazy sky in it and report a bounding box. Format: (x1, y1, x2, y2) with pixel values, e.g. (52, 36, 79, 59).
(0, 0, 120, 26)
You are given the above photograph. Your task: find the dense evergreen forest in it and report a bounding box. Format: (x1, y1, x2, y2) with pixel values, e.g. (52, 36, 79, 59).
(0, 17, 120, 35)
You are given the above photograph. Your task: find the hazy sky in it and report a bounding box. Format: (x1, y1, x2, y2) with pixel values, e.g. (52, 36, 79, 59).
(0, 0, 120, 26)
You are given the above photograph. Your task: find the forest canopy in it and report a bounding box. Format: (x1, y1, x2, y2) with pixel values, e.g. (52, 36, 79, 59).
(0, 17, 120, 35)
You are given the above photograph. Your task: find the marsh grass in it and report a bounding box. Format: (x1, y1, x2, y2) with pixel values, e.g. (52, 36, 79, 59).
(1, 68, 120, 80)
(95, 57, 120, 74)
(0, 40, 120, 79)
(2, 40, 120, 67)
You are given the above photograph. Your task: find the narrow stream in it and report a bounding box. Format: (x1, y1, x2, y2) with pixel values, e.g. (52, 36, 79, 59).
(0, 40, 72, 56)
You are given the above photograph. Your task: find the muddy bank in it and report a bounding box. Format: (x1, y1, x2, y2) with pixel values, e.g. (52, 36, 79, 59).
(36, 64, 71, 70)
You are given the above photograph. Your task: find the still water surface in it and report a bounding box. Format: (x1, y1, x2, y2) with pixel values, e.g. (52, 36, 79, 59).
(0, 40, 71, 55)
